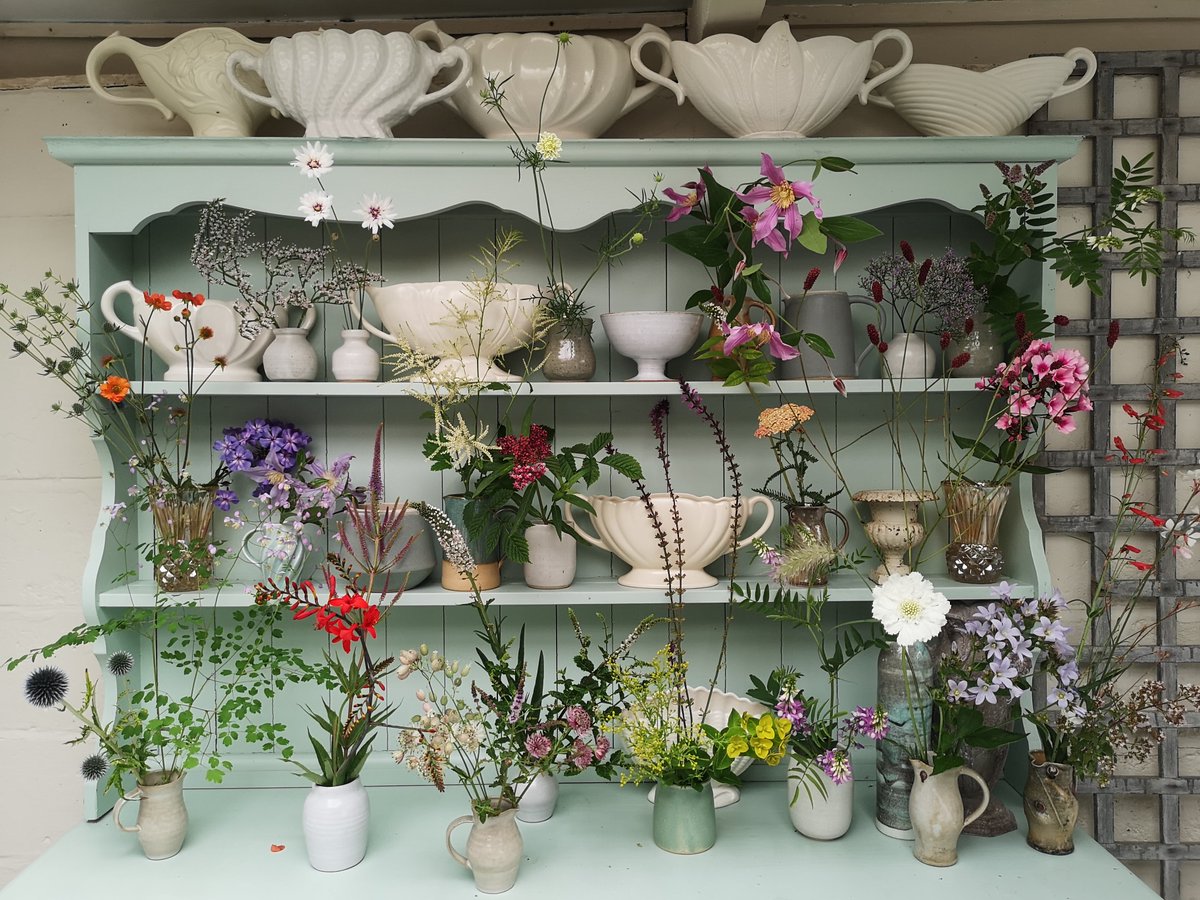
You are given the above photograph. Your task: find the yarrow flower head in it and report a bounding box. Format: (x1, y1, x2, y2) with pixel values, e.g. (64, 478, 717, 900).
(871, 571, 951, 647)
(754, 403, 813, 438)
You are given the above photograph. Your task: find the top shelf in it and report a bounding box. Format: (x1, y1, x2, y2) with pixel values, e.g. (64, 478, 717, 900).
(142, 377, 983, 398)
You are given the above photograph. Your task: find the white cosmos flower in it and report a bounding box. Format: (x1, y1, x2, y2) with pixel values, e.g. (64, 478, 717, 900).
(871, 571, 950, 647)
(355, 193, 396, 235)
(535, 131, 563, 161)
(290, 141, 334, 178)
(298, 191, 334, 226)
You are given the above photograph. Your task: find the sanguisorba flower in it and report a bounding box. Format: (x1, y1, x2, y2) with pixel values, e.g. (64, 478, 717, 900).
(754, 403, 814, 438)
(291, 140, 334, 178)
(299, 190, 334, 226)
(535, 131, 563, 162)
(871, 571, 950, 647)
(98, 375, 131, 404)
(736, 152, 823, 251)
(355, 193, 396, 235)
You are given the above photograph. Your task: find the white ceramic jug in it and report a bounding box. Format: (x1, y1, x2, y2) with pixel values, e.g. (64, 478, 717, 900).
(227, 29, 472, 138)
(86, 28, 274, 137)
(629, 20, 912, 138)
(410, 21, 672, 139)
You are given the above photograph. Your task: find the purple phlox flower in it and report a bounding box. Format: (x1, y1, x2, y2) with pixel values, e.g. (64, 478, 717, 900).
(989, 580, 1015, 601)
(817, 748, 852, 785)
(213, 488, 239, 512)
(736, 153, 823, 252)
(1056, 659, 1079, 685)
(1032, 615, 1068, 646)
(852, 705, 890, 741)
(718, 319, 799, 361)
(946, 679, 970, 703)
(270, 423, 310, 460)
(214, 433, 254, 471)
(663, 177, 706, 223)
(969, 679, 999, 705)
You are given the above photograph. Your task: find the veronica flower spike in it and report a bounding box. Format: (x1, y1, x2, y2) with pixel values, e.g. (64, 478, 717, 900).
(736, 152, 823, 249)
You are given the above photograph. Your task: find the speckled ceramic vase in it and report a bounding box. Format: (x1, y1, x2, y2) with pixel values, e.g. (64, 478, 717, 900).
(653, 782, 717, 854)
(542, 319, 596, 381)
(909, 758, 989, 867)
(875, 641, 933, 839)
(1024, 751, 1078, 855)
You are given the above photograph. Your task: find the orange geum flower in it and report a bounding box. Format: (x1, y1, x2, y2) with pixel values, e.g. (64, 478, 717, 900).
(143, 291, 171, 312)
(98, 375, 130, 404)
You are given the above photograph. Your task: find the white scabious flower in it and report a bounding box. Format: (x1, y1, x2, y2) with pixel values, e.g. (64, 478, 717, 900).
(871, 570, 950, 647)
(535, 131, 563, 161)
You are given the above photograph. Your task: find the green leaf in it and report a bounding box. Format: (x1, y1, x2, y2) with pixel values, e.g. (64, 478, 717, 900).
(801, 332, 834, 358)
(664, 225, 728, 267)
(602, 452, 643, 481)
(819, 215, 883, 244)
(796, 213, 827, 255)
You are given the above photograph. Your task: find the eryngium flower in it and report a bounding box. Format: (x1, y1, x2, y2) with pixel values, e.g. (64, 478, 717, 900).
(25, 666, 68, 707)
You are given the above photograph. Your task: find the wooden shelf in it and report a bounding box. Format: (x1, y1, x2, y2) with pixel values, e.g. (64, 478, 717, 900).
(0, 780, 1154, 899)
(96, 574, 1036, 609)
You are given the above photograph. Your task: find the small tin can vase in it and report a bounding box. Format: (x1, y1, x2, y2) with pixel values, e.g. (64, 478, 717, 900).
(908, 758, 990, 867)
(942, 479, 1011, 584)
(445, 799, 523, 894)
(516, 772, 558, 823)
(787, 759, 854, 840)
(652, 781, 717, 854)
(523, 524, 577, 589)
(113, 770, 188, 860)
(782, 504, 850, 586)
(149, 487, 216, 593)
(542, 319, 596, 381)
(331, 329, 381, 382)
(875, 641, 933, 839)
(1024, 751, 1078, 855)
(302, 778, 370, 872)
(262, 327, 320, 381)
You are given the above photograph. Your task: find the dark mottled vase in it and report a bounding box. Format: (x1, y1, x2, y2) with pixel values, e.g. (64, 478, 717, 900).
(542, 319, 596, 381)
(876, 641, 933, 838)
(1024, 751, 1078, 855)
(943, 480, 1011, 584)
(782, 504, 849, 586)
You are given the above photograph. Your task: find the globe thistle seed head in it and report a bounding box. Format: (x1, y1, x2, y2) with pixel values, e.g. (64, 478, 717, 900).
(108, 650, 134, 677)
(80, 753, 108, 782)
(25, 666, 68, 708)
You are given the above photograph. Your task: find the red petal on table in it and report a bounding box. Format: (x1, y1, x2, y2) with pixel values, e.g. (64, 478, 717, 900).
(270, 844, 286, 853)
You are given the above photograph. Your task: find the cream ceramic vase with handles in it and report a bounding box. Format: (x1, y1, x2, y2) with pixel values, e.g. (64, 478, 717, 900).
(226, 29, 472, 138)
(564, 493, 773, 588)
(411, 22, 672, 139)
(629, 20, 912, 138)
(113, 770, 188, 860)
(446, 800, 523, 894)
(908, 758, 990, 867)
(100, 280, 293, 382)
(86, 28, 273, 137)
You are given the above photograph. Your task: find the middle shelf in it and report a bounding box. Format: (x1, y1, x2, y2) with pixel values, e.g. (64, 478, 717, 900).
(96, 573, 1033, 609)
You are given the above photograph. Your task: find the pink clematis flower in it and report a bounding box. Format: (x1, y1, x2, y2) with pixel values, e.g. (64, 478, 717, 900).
(719, 320, 799, 361)
(736, 153, 823, 251)
(663, 177, 707, 222)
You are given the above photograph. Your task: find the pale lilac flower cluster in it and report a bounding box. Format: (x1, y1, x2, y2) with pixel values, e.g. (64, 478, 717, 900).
(977, 339, 1093, 439)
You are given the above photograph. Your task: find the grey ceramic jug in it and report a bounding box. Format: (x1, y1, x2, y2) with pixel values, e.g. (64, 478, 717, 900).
(780, 290, 880, 380)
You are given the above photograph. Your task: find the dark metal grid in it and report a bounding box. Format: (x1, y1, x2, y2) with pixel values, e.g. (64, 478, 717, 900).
(1030, 50, 1199, 900)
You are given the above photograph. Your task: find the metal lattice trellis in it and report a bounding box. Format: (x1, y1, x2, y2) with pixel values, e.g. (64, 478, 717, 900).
(1030, 50, 1200, 900)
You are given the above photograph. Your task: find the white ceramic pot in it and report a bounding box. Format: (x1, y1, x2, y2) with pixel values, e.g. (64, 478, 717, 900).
(113, 770, 188, 860)
(516, 772, 558, 823)
(227, 29, 472, 138)
(86, 28, 273, 137)
(446, 800, 523, 894)
(881, 332, 937, 379)
(302, 778, 370, 872)
(787, 760, 854, 840)
(523, 524, 577, 590)
(630, 20, 912, 138)
(331, 329, 381, 382)
(866, 48, 1096, 137)
(100, 280, 300, 382)
(362, 281, 542, 382)
(242, 521, 321, 583)
(262, 327, 319, 382)
(564, 493, 774, 589)
(411, 22, 672, 139)
(600, 310, 704, 381)
(909, 759, 989, 867)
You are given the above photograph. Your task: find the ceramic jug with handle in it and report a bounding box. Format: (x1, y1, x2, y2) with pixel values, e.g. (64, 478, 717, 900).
(781, 290, 880, 379)
(86, 28, 273, 137)
(410, 21, 672, 139)
(629, 21, 912, 138)
(227, 29, 471, 138)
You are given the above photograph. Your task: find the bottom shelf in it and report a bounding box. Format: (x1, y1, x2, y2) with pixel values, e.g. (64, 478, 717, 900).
(2, 781, 1152, 899)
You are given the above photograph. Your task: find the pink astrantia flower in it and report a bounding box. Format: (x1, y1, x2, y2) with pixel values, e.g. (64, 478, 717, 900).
(718, 319, 799, 361)
(736, 153, 823, 252)
(525, 732, 551, 759)
(564, 705, 592, 733)
(663, 177, 707, 222)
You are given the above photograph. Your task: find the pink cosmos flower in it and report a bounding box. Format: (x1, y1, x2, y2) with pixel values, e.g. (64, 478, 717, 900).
(663, 177, 707, 223)
(719, 320, 799, 361)
(736, 153, 823, 252)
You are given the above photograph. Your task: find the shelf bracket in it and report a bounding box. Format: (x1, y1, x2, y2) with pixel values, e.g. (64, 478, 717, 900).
(688, 0, 768, 40)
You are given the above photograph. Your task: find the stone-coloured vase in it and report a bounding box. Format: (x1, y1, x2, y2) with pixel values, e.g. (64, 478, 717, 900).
(653, 781, 717, 854)
(302, 778, 370, 872)
(881, 332, 937, 378)
(949, 320, 1005, 378)
(331, 329, 381, 382)
(542, 319, 597, 381)
(909, 758, 990, 866)
(442, 495, 501, 591)
(516, 772, 558, 823)
(445, 800, 523, 894)
(875, 641, 933, 839)
(1024, 751, 1079, 855)
(782, 504, 850, 586)
(113, 770, 188, 860)
(943, 480, 1011, 584)
(263, 327, 319, 382)
(852, 489, 936, 584)
(787, 760, 854, 840)
(523, 525, 577, 589)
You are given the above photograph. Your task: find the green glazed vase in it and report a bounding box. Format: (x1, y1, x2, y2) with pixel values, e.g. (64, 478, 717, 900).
(652, 782, 717, 854)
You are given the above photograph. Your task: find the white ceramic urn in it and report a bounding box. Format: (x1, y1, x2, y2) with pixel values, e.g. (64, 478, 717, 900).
(629, 20, 912, 138)
(226, 29, 472, 138)
(563, 493, 774, 588)
(410, 22, 672, 139)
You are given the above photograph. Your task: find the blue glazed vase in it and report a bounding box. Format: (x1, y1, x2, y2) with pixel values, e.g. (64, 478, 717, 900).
(652, 782, 717, 854)
(875, 641, 933, 839)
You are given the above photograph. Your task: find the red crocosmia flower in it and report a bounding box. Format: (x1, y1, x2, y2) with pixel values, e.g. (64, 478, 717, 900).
(1128, 506, 1167, 527)
(1145, 413, 1166, 431)
(1114, 436, 1128, 453)
(1164, 389, 1184, 399)
(1122, 403, 1139, 419)
(359, 606, 381, 640)
(1120, 544, 1141, 554)
(1129, 560, 1155, 572)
